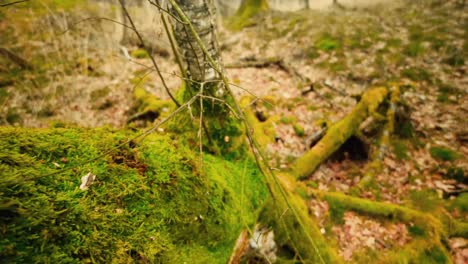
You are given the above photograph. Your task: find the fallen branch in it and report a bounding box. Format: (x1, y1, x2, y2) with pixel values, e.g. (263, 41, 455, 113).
(226, 56, 309, 84)
(291, 87, 389, 180)
(355, 86, 400, 189)
(309, 189, 468, 240)
(0, 47, 32, 69)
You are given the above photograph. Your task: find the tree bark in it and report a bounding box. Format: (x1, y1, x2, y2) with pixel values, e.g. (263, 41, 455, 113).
(170, 0, 223, 95)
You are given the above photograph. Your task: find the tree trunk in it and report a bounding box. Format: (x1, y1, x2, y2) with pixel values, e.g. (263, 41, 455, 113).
(170, 0, 243, 154)
(170, 0, 223, 93)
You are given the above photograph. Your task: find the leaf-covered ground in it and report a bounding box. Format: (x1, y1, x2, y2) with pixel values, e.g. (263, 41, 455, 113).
(0, 0, 466, 262)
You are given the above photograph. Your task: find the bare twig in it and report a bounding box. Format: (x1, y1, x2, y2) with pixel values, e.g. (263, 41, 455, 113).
(0, 0, 28, 7)
(118, 0, 180, 107)
(59, 17, 134, 36)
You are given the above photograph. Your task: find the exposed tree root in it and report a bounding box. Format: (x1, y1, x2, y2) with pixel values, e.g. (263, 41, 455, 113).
(308, 190, 467, 262)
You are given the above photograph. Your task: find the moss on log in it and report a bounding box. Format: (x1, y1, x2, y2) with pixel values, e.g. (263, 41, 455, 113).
(309, 190, 458, 263)
(0, 127, 268, 263)
(291, 87, 389, 180)
(228, 0, 269, 30)
(129, 85, 175, 123)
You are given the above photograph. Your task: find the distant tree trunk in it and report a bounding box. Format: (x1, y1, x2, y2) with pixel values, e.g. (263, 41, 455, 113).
(304, 0, 309, 9)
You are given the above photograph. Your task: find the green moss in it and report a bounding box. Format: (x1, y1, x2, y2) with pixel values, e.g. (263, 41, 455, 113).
(404, 41, 425, 57)
(306, 47, 320, 59)
(408, 225, 427, 237)
(0, 127, 268, 263)
(0, 88, 9, 104)
(401, 67, 432, 82)
(280, 115, 296, 124)
(443, 46, 465, 67)
(316, 34, 341, 52)
(131, 49, 150, 59)
(293, 124, 305, 137)
(292, 87, 388, 180)
(437, 82, 462, 103)
(392, 139, 409, 160)
(6, 107, 21, 124)
(447, 193, 468, 213)
(409, 190, 441, 212)
(445, 167, 465, 183)
(429, 146, 461, 162)
(90, 87, 111, 100)
(228, 0, 269, 30)
(418, 245, 449, 264)
(386, 38, 402, 48)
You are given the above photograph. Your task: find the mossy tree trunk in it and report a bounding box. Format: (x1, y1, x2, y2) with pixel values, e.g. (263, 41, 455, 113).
(168, 1, 343, 262)
(170, 0, 242, 153)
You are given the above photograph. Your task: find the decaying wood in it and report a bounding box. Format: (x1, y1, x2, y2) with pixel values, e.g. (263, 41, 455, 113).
(291, 87, 389, 180)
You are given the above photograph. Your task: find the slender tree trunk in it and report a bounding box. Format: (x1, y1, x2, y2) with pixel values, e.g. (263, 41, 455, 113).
(170, 0, 242, 154)
(171, 0, 223, 94)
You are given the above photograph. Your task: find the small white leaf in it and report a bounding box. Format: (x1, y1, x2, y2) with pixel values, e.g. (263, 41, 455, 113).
(80, 172, 96, 191)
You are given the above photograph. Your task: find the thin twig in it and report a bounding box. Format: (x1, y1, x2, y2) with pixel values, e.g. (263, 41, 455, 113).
(118, 0, 180, 107)
(59, 17, 134, 36)
(147, 0, 187, 25)
(0, 0, 28, 7)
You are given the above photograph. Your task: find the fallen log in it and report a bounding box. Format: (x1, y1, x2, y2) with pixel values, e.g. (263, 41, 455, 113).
(291, 87, 389, 180)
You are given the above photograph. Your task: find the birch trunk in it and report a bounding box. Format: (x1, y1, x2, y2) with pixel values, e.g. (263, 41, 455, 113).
(171, 0, 224, 97)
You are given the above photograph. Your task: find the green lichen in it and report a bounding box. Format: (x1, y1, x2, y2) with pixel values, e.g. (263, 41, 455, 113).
(0, 127, 268, 263)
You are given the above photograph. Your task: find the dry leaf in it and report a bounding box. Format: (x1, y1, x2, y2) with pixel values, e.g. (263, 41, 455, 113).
(80, 172, 96, 191)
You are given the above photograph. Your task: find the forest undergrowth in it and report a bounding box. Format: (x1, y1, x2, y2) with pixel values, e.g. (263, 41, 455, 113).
(0, 0, 466, 263)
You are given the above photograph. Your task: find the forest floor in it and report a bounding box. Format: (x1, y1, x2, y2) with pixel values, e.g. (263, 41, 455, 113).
(0, 0, 466, 262)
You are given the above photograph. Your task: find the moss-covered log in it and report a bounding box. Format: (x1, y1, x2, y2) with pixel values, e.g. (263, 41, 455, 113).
(355, 86, 400, 189)
(291, 87, 389, 180)
(310, 190, 468, 240)
(308, 190, 462, 263)
(0, 127, 268, 263)
(228, 0, 269, 30)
